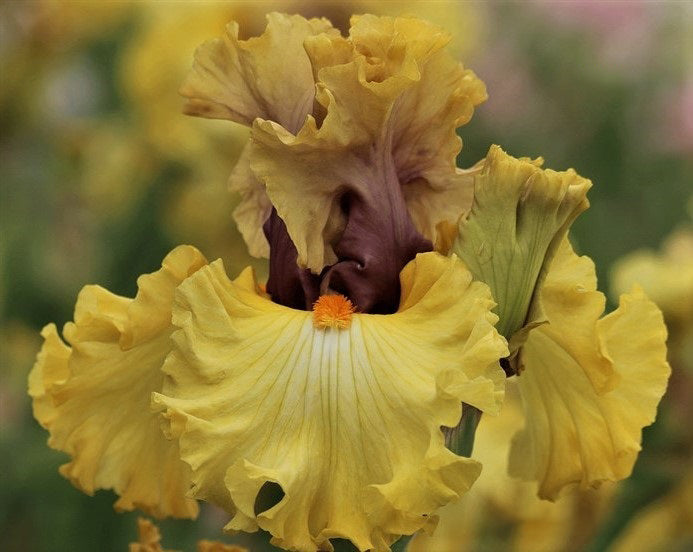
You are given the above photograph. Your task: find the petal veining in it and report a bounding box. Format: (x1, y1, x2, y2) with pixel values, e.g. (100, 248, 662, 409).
(509, 240, 671, 499)
(154, 252, 507, 551)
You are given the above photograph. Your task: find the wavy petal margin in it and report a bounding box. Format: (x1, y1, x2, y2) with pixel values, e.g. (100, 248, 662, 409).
(180, 12, 335, 131)
(180, 13, 338, 260)
(129, 518, 247, 552)
(509, 240, 671, 500)
(28, 245, 207, 518)
(153, 252, 507, 551)
(253, 14, 486, 273)
(182, 13, 486, 269)
(451, 145, 591, 342)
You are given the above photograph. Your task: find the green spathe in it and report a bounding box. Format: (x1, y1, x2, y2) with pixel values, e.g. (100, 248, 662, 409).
(451, 145, 591, 348)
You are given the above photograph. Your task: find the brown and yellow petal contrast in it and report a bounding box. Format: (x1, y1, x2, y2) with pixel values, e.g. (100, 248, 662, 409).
(182, 13, 486, 279)
(28, 245, 207, 518)
(180, 13, 338, 260)
(252, 14, 486, 274)
(153, 252, 507, 552)
(509, 239, 671, 499)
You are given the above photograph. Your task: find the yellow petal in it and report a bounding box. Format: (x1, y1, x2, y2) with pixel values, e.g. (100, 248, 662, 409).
(128, 517, 247, 552)
(509, 240, 671, 500)
(180, 12, 336, 260)
(180, 12, 336, 130)
(154, 252, 507, 551)
(28, 246, 207, 518)
(251, 14, 486, 273)
(28, 323, 71, 428)
(451, 145, 591, 340)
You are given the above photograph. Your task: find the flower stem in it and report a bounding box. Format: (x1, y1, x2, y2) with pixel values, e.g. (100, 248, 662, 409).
(391, 534, 413, 552)
(444, 404, 482, 457)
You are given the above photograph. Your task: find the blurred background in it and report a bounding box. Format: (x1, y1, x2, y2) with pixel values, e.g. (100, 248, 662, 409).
(1, 1, 691, 551)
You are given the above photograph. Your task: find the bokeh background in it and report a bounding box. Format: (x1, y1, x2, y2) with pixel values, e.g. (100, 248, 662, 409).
(1, 1, 691, 551)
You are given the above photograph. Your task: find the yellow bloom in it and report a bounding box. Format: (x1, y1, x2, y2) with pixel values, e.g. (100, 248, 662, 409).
(611, 469, 693, 552)
(181, 13, 486, 272)
(119, 3, 247, 163)
(610, 227, 693, 326)
(29, 246, 207, 518)
(30, 248, 506, 549)
(28, 12, 507, 550)
(448, 146, 670, 499)
(152, 251, 506, 551)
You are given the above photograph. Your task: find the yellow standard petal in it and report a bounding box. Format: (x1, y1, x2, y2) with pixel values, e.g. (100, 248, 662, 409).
(450, 144, 591, 343)
(180, 13, 338, 259)
(180, 12, 336, 129)
(509, 239, 671, 500)
(252, 14, 487, 272)
(153, 252, 507, 552)
(28, 245, 208, 518)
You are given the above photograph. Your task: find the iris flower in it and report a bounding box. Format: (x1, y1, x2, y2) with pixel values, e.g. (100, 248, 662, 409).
(30, 13, 507, 551)
(29, 11, 669, 552)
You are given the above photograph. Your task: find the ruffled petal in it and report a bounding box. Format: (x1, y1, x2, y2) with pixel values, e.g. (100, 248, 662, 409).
(197, 540, 247, 552)
(129, 517, 247, 552)
(129, 518, 173, 552)
(28, 245, 207, 518)
(28, 323, 71, 428)
(180, 12, 336, 131)
(509, 240, 671, 500)
(154, 252, 507, 551)
(252, 14, 486, 275)
(451, 145, 591, 341)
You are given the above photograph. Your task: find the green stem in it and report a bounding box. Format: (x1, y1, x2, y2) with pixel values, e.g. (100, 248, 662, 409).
(445, 404, 482, 457)
(390, 534, 413, 552)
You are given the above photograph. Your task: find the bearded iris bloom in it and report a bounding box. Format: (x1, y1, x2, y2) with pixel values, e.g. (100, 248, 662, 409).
(29, 11, 669, 552)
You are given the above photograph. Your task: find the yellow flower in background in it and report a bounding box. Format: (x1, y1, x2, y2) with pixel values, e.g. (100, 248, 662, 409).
(446, 145, 670, 500)
(611, 226, 693, 328)
(611, 470, 693, 552)
(119, 2, 247, 163)
(130, 517, 247, 552)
